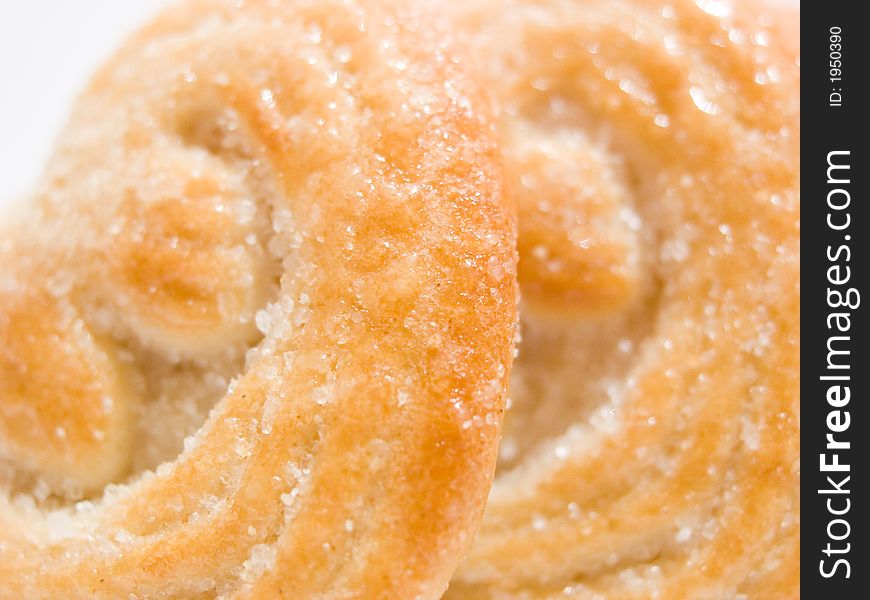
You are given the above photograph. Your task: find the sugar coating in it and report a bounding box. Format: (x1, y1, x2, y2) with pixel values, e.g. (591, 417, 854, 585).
(0, 0, 517, 598)
(444, 0, 799, 598)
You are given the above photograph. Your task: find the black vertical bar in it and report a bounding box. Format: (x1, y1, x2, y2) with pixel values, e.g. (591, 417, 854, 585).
(802, 2, 867, 596)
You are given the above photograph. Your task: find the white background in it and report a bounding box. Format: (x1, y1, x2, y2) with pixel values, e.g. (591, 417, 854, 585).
(0, 1, 166, 206)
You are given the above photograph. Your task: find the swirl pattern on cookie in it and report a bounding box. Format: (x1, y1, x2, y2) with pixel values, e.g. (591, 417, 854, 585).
(444, 0, 799, 597)
(0, 1, 517, 597)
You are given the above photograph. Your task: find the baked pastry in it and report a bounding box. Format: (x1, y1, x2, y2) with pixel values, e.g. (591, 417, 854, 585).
(444, 0, 800, 597)
(0, 0, 517, 597)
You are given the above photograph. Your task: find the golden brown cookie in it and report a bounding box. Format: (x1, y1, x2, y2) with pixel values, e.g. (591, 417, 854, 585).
(0, 1, 517, 597)
(444, 0, 800, 597)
